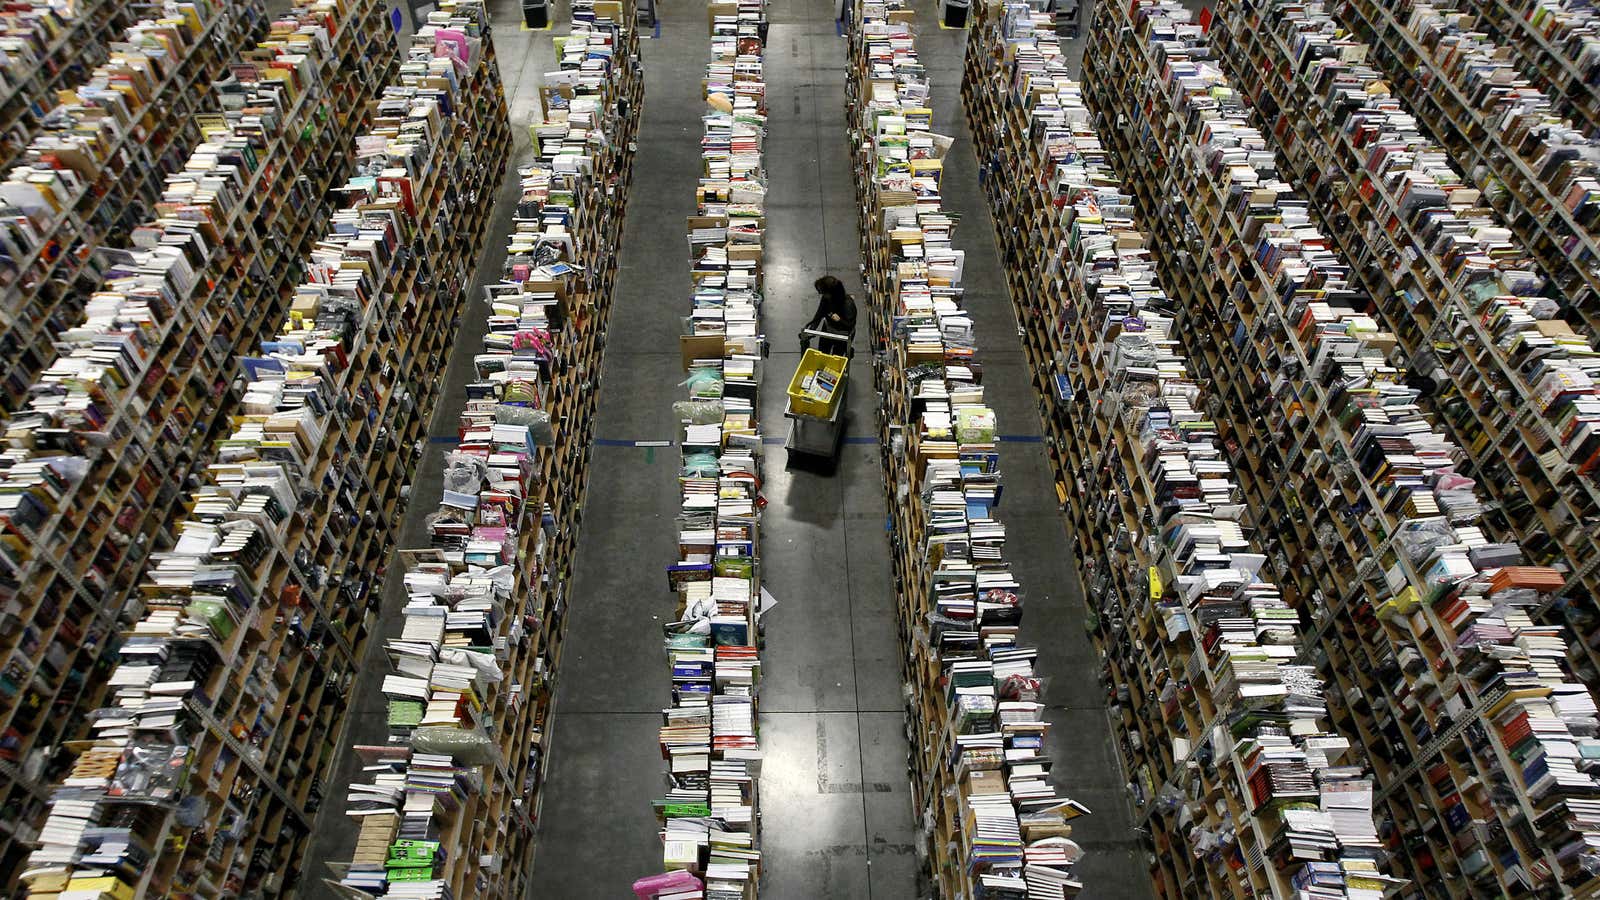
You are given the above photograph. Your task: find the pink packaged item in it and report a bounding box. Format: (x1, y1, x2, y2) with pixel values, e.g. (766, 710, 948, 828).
(631, 870, 704, 898)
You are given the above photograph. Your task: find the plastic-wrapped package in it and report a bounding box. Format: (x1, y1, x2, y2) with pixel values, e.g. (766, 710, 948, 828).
(52, 455, 89, 484)
(682, 452, 721, 476)
(977, 588, 1022, 626)
(410, 726, 497, 765)
(527, 409, 555, 446)
(441, 451, 488, 495)
(472, 563, 515, 598)
(1395, 517, 1455, 565)
(674, 399, 726, 424)
(997, 672, 1043, 702)
(502, 378, 540, 406)
(495, 403, 538, 426)
(490, 403, 554, 446)
(682, 368, 724, 398)
(108, 742, 191, 801)
(683, 594, 717, 621)
(442, 647, 504, 684)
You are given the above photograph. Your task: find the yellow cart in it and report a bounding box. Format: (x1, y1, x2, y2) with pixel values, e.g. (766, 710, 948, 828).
(784, 345, 849, 462)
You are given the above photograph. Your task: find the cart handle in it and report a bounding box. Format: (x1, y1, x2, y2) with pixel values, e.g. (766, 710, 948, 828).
(798, 327, 852, 340)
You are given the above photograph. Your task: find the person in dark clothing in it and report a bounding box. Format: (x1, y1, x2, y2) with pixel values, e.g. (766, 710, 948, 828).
(801, 275, 857, 356)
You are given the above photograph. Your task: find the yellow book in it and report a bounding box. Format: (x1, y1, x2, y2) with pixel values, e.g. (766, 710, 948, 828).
(64, 875, 137, 900)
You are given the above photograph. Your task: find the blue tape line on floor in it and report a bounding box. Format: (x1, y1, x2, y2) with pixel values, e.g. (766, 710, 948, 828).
(428, 435, 460, 444)
(763, 435, 876, 445)
(997, 434, 1044, 443)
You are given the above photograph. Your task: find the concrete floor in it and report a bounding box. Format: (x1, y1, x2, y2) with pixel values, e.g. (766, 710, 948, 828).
(528, 0, 923, 896)
(302, 1, 1156, 898)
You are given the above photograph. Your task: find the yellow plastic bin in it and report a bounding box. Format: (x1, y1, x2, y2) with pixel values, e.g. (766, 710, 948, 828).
(786, 348, 848, 419)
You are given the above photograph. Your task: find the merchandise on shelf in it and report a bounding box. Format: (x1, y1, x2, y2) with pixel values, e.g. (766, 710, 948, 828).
(965, 4, 1396, 897)
(1080, 0, 1600, 894)
(335, 0, 641, 896)
(1463, 0, 1600, 140)
(1210, 0, 1600, 770)
(0, 0, 397, 889)
(1333, 0, 1600, 359)
(13, 1, 508, 895)
(0, 0, 134, 176)
(651, 2, 768, 897)
(0, 0, 275, 410)
(1328, 0, 1600, 609)
(848, 1, 1087, 896)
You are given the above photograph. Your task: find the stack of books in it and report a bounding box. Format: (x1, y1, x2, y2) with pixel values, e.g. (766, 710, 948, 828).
(1333, 0, 1600, 461)
(965, 3, 1390, 896)
(0, 0, 268, 408)
(1474, 0, 1600, 137)
(16, 1, 505, 895)
(0, 4, 391, 805)
(0, 1, 134, 175)
(649, 6, 771, 898)
(844, 2, 1087, 897)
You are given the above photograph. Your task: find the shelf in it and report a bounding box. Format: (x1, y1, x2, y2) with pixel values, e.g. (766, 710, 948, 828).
(1211, 0, 1600, 766)
(1079, 0, 1600, 896)
(652, 1, 765, 896)
(0, 0, 397, 890)
(962, 3, 1394, 897)
(1470, 0, 1600, 139)
(10, 0, 510, 895)
(0, 0, 273, 413)
(1333, 0, 1600, 341)
(848, 2, 1088, 897)
(0, 1, 134, 176)
(331, 1, 642, 897)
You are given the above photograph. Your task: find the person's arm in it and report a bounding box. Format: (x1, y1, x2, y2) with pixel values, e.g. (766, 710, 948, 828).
(840, 296, 858, 334)
(803, 298, 827, 333)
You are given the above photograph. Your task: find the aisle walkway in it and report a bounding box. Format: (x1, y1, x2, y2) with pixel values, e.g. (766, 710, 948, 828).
(754, 4, 921, 897)
(910, 1, 1155, 895)
(520, 8, 697, 893)
(530, 0, 920, 896)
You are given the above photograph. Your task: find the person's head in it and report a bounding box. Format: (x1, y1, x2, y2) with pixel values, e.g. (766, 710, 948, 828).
(814, 275, 847, 306)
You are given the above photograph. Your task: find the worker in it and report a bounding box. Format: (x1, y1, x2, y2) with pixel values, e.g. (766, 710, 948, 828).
(800, 275, 857, 357)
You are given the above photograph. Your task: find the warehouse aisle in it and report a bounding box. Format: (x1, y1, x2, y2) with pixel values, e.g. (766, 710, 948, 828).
(754, 2, 921, 898)
(299, 4, 555, 895)
(531, 0, 919, 896)
(908, 1, 1158, 895)
(524, 7, 698, 893)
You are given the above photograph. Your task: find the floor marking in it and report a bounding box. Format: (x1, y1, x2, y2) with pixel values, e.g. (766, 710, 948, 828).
(595, 438, 673, 447)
